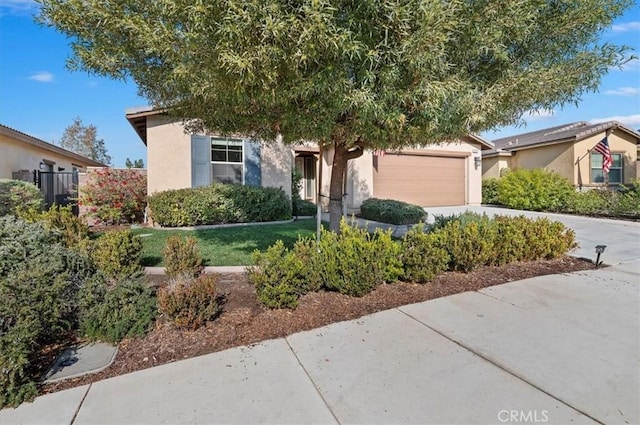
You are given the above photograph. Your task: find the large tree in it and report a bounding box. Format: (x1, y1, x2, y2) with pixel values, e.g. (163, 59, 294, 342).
(38, 0, 633, 230)
(60, 117, 112, 165)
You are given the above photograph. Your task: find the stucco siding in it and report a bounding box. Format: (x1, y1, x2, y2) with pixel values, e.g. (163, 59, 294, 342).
(1, 133, 88, 179)
(146, 115, 192, 194)
(510, 143, 575, 183)
(260, 136, 292, 198)
(574, 131, 637, 186)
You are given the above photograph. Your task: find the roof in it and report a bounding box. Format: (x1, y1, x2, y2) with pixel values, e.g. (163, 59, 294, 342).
(126, 106, 495, 150)
(483, 121, 640, 156)
(0, 124, 107, 167)
(125, 106, 166, 145)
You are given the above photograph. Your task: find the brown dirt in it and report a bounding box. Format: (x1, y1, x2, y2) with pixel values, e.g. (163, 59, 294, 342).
(41, 256, 595, 395)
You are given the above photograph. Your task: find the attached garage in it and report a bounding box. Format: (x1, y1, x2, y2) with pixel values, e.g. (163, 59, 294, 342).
(372, 152, 468, 207)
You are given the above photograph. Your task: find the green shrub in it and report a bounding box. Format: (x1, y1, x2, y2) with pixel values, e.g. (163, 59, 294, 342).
(519, 217, 577, 260)
(248, 240, 318, 309)
(0, 179, 43, 217)
(429, 211, 488, 232)
(401, 223, 450, 283)
(565, 189, 613, 215)
(497, 168, 574, 211)
(148, 183, 291, 227)
(157, 274, 221, 330)
(613, 179, 640, 217)
(482, 178, 501, 205)
(163, 235, 203, 280)
(360, 198, 426, 225)
(18, 205, 89, 248)
(435, 216, 496, 272)
(0, 216, 93, 408)
(293, 199, 317, 216)
(79, 276, 157, 343)
(317, 219, 402, 296)
(90, 230, 143, 282)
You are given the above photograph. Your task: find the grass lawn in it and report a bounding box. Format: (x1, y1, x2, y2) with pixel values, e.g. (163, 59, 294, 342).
(132, 219, 322, 266)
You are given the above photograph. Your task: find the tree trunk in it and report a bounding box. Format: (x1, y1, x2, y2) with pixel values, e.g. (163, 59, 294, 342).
(328, 140, 365, 233)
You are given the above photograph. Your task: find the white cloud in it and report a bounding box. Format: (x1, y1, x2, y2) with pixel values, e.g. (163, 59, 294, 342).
(0, 0, 38, 15)
(590, 114, 640, 128)
(611, 21, 640, 32)
(523, 109, 555, 121)
(611, 57, 640, 72)
(28, 71, 54, 82)
(603, 87, 640, 96)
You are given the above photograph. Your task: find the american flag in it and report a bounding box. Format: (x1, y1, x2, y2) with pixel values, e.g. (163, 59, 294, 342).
(593, 137, 612, 173)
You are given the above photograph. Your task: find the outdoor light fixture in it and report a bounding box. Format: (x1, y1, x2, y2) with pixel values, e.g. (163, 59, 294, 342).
(474, 156, 482, 169)
(595, 245, 607, 268)
(39, 162, 45, 171)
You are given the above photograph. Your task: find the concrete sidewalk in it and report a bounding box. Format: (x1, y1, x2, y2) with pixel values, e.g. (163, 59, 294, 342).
(3, 263, 638, 425)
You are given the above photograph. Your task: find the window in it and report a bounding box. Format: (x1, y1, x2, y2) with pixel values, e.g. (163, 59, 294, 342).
(591, 152, 622, 184)
(211, 138, 243, 184)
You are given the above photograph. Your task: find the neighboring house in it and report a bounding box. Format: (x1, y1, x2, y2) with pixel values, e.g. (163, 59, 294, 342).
(126, 107, 492, 212)
(482, 121, 639, 188)
(0, 124, 106, 207)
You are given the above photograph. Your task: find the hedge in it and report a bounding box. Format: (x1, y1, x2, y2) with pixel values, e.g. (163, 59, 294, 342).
(360, 198, 426, 225)
(148, 183, 292, 227)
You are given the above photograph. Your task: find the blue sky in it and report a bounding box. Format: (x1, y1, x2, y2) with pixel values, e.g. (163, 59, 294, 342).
(0, 1, 638, 167)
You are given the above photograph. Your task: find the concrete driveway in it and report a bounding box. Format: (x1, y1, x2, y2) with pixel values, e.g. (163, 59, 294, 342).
(2, 209, 639, 425)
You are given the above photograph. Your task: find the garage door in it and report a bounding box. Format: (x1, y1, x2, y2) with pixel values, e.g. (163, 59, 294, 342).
(373, 154, 466, 206)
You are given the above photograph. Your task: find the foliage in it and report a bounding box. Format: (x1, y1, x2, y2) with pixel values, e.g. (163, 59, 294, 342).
(427, 213, 577, 270)
(18, 205, 89, 248)
(614, 179, 640, 216)
(80, 167, 147, 224)
(0, 179, 43, 217)
(79, 276, 157, 343)
(59, 116, 111, 165)
(90, 230, 143, 282)
(157, 274, 220, 330)
(248, 240, 317, 309)
(497, 169, 574, 211)
(163, 235, 203, 280)
(37, 0, 633, 231)
(429, 211, 487, 232)
(435, 216, 496, 272)
(315, 220, 402, 297)
(482, 178, 500, 205)
(360, 198, 426, 225)
(401, 223, 450, 283)
(0, 216, 93, 408)
(125, 158, 145, 168)
(148, 183, 291, 227)
(293, 199, 317, 216)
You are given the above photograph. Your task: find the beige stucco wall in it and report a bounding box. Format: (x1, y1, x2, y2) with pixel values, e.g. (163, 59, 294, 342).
(145, 115, 192, 195)
(508, 143, 575, 183)
(261, 135, 292, 199)
(482, 155, 512, 179)
(0, 133, 92, 179)
(317, 138, 482, 213)
(574, 130, 637, 186)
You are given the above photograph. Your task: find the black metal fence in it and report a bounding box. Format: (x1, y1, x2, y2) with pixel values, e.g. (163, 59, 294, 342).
(34, 171, 79, 214)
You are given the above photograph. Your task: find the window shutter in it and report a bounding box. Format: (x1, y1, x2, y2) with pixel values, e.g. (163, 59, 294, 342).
(191, 135, 211, 187)
(244, 140, 262, 186)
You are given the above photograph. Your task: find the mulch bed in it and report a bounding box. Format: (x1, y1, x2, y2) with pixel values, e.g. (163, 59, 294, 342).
(41, 256, 594, 395)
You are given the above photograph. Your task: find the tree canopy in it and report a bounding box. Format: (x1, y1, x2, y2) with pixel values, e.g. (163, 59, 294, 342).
(38, 0, 633, 229)
(59, 117, 112, 165)
(125, 158, 145, 168)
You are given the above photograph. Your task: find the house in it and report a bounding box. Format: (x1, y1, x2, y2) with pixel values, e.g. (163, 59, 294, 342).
(126, 107, 492, 212)
(0, 124, 106, 207)
(482, 121, 640, 187)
